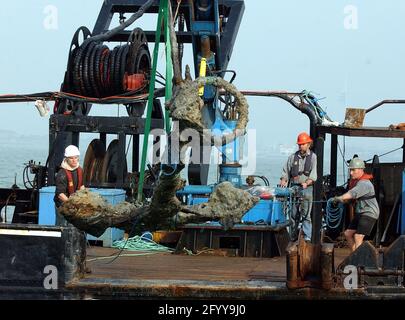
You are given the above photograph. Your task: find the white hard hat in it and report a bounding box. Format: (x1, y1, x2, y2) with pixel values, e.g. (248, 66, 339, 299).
(64, 145, 80, 157)
(348, 158, 365, 169)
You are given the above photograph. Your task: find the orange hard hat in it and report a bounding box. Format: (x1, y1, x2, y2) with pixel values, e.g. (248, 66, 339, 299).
(297, 132, 313, 145)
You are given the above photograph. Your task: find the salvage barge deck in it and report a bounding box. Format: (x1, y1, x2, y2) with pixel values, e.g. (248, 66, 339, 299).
(1, 236, 405, 300)
(65, 247, 403, 299)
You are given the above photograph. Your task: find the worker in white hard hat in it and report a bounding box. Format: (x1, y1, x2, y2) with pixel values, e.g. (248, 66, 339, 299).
(332, 158, 379, 252)
(54, 145, 85, 226)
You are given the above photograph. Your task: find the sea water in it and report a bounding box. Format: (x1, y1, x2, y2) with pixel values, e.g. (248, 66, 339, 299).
(0, 131, 402, 189)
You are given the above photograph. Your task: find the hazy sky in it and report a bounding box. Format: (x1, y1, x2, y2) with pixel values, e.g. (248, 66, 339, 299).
(0, 0, 404, 162)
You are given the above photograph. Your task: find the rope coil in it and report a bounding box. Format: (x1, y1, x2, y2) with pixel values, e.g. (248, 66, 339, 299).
(112, 234, 174, 253)
(325, 198, 344, 229)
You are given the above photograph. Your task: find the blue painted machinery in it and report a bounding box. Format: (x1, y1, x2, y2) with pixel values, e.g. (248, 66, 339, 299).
(178, 0, 251, 200)
(174, 1, 293, 243)
(186, 0, 245, 186)
(242, 194, 286, 226)
(241, 187, 301, 227)
(176, 185, 296, 257)
(177, 185, 302, 228)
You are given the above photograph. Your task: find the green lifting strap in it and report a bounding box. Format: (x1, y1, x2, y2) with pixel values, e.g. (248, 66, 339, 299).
(164, 0, 173, 133)
(137, 0, 173, 202)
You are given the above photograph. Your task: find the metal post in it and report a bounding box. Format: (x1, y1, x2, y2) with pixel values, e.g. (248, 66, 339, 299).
(117, 132, 126, 185)
(330, 134, 337, 188)
(48, 129, 56, 185)
(402, 138, 405, 163)
(401, 171, 405, 235)
(72, 132, 80, 148)
(132, 134, 139, 172)
(100, 133, 107, 149)
(312, 133, 325, 244)
(372, 155, 381, 246)
(48, 125, 68, 186)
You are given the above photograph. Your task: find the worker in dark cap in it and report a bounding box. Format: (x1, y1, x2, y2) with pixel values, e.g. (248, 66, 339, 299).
(279, 132, 317, 241)
(246, 175, 256, 187)
(332, 158, 379, 252)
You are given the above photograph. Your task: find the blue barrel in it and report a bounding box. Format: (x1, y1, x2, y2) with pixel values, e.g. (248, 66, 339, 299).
(39, 187, 126, 225)
(38, 186, 57, 225)
(270, 199, 286, 226)
(242, 200, 272, 224)
(90, 188, 125, 205)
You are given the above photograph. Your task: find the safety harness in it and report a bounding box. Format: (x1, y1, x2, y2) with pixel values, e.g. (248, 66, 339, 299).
(291, 150, 313, 179)
(64, 167, 83, 196)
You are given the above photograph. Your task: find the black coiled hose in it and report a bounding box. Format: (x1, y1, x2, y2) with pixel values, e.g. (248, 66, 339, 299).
(66, 32, 150, 99)
(63, 0, 154, 99)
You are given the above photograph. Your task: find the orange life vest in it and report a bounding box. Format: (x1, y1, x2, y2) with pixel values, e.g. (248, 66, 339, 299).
(348, 173, 373, 190)
(64, 167, 83, 196)
(347, 173, 374, 220)
(348, 173, 376, 203)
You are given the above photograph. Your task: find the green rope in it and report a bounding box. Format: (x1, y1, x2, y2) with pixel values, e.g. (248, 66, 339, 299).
(163, 0, 173, 133)
(137, 0, 173, 201)
(137, 1, 165, 202)
(112, 235, 174, 253)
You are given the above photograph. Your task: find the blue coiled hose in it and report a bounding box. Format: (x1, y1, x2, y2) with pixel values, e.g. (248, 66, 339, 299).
(325, 198, 344, 229)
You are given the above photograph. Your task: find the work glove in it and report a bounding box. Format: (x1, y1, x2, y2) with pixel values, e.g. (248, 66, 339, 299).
(331, 196, 343, 206)
(279, 179, 288, 188)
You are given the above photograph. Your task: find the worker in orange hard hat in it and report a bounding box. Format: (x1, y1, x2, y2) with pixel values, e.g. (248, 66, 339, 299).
(296, 132, 313, 145)
(279, 132, 317, 242)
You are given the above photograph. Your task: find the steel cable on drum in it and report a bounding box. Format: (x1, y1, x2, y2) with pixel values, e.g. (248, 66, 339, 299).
(61, 23, 152, 108)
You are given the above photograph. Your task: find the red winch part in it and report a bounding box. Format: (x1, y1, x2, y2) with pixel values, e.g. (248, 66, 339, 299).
(123, 73, 146, 91)
(260, 192, 272, 200)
